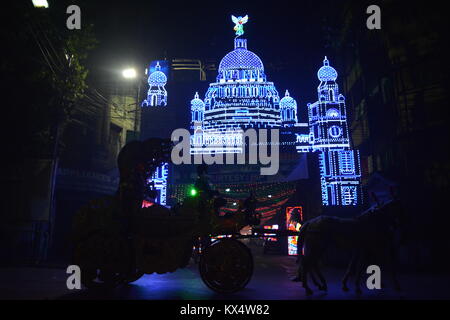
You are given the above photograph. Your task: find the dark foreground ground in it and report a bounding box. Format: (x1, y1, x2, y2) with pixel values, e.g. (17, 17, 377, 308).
(1, 241, 449, 300)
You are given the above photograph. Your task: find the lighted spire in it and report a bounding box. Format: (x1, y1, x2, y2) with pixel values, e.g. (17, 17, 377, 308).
(142, 61, 167, 107)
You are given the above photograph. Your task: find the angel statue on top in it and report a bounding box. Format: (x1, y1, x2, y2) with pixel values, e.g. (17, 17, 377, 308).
(231, 15, 249, 37)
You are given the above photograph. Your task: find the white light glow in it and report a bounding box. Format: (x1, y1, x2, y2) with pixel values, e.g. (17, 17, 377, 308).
(32, 0, 49, 8)
(122, 68, 137, 79)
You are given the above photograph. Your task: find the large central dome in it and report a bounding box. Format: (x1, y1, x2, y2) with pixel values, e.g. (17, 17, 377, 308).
(218, 48, 264, 71)
(216, 38, 267, 83)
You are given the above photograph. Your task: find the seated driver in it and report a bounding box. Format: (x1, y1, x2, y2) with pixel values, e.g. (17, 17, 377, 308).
(194, 164, 225, 217)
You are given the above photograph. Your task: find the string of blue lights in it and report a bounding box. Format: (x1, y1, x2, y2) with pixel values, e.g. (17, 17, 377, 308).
(141, 16, 361, 207)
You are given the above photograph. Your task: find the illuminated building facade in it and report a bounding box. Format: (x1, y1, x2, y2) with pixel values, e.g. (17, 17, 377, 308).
(190, 33, 299, 152)
(187, 17, 360, 207)
(149, 162, 169, 206)
(141, 61, 169, 205)
(142, 62, 167, 107)
(307, 57, 362, 206)
(203, 38, 285, 130)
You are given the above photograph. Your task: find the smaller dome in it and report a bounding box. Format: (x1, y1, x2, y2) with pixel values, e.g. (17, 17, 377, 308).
(317, 56, 338, 82)
(148, 71, 167, 86)
(148, 62, 167, 86)
(191, 92, 205, 110)
(280, 90, 297, 109)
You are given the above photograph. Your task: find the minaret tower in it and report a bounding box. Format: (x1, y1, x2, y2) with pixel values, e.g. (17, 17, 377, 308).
(308, 57, 350, 151)
(307, 57, 362, 206)
(280, 90, 298, 126)
(142, 62, 168, 107)
(190, 92, 205, 125)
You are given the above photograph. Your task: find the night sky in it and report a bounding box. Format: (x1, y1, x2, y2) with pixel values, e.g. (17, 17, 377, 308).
(75, 0, 343, 108)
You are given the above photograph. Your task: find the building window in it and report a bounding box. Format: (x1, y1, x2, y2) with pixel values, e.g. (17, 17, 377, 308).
(341, 186, 357, 205)
(329, 89, 335, 101)
(339, 151, 355, 174)
(326, 108, 340, 118)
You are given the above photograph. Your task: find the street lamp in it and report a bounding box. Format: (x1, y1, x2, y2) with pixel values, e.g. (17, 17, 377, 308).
(32, 0, 49, 8)
(122, 68, 137, 79)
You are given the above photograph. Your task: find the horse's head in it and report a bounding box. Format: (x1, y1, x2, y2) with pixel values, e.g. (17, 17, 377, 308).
(372, 188, 406, 229)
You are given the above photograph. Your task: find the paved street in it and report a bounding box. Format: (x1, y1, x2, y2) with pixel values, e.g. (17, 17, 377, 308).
(1, 242, 449, 300)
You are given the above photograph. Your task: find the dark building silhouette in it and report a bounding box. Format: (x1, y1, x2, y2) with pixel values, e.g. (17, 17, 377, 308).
(328, 0, 449, 270)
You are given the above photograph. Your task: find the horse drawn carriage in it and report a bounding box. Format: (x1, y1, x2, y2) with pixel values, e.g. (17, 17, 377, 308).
(71, 138, 297, 293)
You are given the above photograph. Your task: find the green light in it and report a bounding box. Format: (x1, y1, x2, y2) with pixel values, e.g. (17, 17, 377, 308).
(190, 188, 198, 197)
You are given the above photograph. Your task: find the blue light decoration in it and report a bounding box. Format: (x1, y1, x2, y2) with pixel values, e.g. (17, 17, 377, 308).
(190, 92, 205, 124)
(142, 61, 168, 107)
(280, 90, 298, 126)
(190, 15, 300, 153)
(187, 16, 360, 206)
(204, 37, 284, 130)
(142, 61, 169, 205)
(307, 57, 362, 206)
(148, 162, 169, 206)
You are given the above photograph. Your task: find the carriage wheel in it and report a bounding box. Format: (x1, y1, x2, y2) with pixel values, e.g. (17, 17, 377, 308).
(199, 238, 253, 293)
(73, 233, 131, 289)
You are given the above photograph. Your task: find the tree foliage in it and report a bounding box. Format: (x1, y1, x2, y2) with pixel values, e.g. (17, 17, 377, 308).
(2, 2, 97, 160)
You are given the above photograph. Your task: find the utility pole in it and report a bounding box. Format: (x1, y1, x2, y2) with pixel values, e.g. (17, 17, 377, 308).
(134, 81, 141, 139)
(122, 68, 144, 140)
